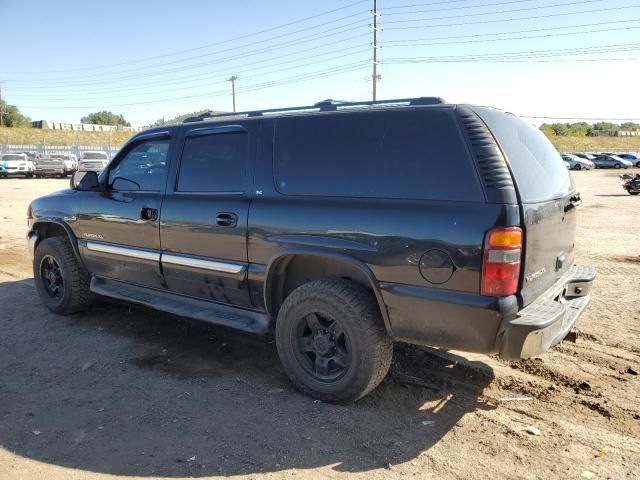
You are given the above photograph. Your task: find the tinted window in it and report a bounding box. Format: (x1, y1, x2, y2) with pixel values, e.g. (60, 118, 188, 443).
(274, 109, 483, 201)
(177, 132, 247, 192)
(473, 107, 574, 203)
(109, 139, 169, 191)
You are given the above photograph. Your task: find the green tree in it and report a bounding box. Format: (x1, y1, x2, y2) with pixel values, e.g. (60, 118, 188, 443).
(591, 122, 618, 134)
(549, 123, 569, 136)
(566, 122, 592, 137)
(539, 124, 556, 137)
(0, 100, 31, 127)
(80, 111, 131, 126)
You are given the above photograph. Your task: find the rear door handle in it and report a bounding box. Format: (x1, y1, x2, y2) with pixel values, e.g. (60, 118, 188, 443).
(216, 212, 237, 227)
(141, 207, 158, 221)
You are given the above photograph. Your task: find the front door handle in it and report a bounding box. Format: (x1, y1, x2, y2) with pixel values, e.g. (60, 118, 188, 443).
(141, 207, 158, 221)
(216, 212, 237, 227)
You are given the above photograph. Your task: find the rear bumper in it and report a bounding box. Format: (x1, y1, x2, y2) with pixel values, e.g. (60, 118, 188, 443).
(498, 265, 596, 359)
(380, 264, 595, 358)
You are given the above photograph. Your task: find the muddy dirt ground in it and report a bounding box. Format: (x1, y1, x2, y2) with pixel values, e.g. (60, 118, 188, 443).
(0, 171, 638, 480)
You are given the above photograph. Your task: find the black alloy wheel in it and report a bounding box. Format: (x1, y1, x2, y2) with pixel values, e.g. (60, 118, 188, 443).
(295, 311, 351, 381)
(40, 255, 64, 299)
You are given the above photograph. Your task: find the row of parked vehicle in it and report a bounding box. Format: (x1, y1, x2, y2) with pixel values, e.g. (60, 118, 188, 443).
(0, 151, 111, 178)
(561, 152, 640, 170)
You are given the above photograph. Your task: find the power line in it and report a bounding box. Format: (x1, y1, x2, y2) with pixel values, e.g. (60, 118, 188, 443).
(0, 0, 369, 75)
(383, 18, 640, 44)
(6, 18, 370, 85)
(383, 0, 605, 25)
(383, 0, 544, 15)
(385, 4, 640, 30)
(385, 24, 640, 47)
(17, 62, 369, 110)
(8, 44, 370, 99)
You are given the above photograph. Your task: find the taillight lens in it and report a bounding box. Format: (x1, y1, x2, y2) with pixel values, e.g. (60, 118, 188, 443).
(481, 227, 522, 296)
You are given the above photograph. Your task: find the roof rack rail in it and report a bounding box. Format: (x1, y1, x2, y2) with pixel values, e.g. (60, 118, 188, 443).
(182, 97, 446, 123)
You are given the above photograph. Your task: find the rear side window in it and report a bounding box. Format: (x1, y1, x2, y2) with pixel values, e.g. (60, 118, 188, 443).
(473, 107, 574, 203)
(177, 132, 247, 193)
(274, 109, 483, 201)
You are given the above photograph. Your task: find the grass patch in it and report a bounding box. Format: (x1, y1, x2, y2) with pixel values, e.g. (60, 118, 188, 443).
(0, 127, 134, 147)
(547, 136, 640, 153)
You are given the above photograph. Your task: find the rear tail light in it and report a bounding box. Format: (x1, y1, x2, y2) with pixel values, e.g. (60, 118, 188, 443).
(481, 227, 522, 296)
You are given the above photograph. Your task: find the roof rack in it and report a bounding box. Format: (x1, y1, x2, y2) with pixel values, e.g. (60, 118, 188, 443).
(182, 97, 446, 123)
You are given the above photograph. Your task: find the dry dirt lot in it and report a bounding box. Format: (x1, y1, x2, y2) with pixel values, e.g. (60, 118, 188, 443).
(0, 171, 638, 480)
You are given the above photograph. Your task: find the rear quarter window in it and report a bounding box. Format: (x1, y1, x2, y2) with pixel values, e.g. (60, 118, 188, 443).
(274, 108, 483, 202)
(473, 107, 574, 203)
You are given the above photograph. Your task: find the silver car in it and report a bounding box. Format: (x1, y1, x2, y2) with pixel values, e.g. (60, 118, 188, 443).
(561, 154, 594, 170)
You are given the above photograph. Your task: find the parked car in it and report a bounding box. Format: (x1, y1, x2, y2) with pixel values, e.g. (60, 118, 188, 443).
(27, 98, 595, 402)
(617, 153, 640, 167)
(78, 151, 109, 172)
(561, 154, 594, 170)
(575, 153, 598, 161)
(33, 156, 68, 178)
(592, 155, 632, 169)
(50, 154, 78, 174)
(1, 153, 36, 177)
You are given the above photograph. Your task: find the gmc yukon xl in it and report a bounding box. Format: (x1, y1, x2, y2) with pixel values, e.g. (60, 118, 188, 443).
(27, 98, 595, 402)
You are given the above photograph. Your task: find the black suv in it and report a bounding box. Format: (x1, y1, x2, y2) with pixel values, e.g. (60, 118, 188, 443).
(27, 98, 595, 402)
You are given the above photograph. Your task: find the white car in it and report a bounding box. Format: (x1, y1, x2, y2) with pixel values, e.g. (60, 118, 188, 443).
(51, 154, 79, 174)
(78, 151, 110, 172)
(1, 153, 36, 177)
(561, 154, 595, 170)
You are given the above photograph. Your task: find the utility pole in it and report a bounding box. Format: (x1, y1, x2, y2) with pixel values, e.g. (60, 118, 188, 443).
(371, 0, 381, 101)
(0, 82, 4, 128)
(228, 75, 238, 112)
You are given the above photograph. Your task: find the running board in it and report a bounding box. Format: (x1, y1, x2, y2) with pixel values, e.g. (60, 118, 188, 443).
(90, 278, 270, 334)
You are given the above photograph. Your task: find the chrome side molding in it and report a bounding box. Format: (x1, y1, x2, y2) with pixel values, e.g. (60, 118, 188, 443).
(84, 241, 244, 274)
(85, 241, 160, 262)
(161, 253, 244, 274)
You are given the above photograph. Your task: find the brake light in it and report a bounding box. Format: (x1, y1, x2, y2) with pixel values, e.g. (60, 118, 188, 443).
(481, 227, 522, 296)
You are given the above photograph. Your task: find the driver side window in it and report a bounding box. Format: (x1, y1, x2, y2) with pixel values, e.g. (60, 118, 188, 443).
(109, 139, 170, 191)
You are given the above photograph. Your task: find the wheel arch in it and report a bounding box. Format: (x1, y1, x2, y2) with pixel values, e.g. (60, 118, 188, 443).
(30, 219, 83, 266)
(263, 251, 391, 331)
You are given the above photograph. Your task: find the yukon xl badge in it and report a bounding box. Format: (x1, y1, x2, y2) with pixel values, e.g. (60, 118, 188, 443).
(83, 233, 104, 240)
(525, 268, 546, 283)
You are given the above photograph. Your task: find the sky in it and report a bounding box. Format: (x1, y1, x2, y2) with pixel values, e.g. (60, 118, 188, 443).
(0, 0, 639, 127)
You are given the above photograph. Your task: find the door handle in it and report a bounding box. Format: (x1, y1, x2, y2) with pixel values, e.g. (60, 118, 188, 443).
(141, 207, 158, 221)
(216, 212, 237, 227)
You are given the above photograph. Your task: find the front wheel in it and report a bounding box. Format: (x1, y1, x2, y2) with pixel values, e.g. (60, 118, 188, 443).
(275, 279, 393, 403)
(34, 237, 94, 314)
(615, 164, 621, 169)
(574, 164, 581, 171)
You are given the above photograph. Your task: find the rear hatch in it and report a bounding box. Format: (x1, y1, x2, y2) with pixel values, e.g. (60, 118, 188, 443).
(473, 107, 578, 306)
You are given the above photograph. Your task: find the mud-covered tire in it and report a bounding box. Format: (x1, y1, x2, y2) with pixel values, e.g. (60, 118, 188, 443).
(34, 236, 94, 314)
(275, 279, 393, 403)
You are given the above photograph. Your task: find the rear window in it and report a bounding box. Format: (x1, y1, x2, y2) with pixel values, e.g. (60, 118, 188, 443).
(473, 107, 574, 203)
(274, 108, 483, 201)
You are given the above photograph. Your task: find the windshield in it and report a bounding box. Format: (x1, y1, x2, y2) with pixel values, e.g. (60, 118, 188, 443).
(610, 155, 624, 161)
(82, 152, 108, 160)
(2, 154, 25, 161)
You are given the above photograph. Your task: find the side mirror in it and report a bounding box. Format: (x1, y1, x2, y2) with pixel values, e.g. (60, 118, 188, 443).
(71, 170, 99, 191)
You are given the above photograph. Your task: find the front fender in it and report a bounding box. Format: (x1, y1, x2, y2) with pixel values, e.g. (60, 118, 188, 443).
(28, 218, 83, 266)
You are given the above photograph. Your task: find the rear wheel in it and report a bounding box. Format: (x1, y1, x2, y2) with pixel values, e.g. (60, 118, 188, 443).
(630, 192, 639, 195)
(34, 237, 94, 314)
(615, 164, 621, 169)
(275, 279, 393, 403)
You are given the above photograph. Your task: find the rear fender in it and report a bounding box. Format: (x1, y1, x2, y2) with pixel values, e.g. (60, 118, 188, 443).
(263, 250, 392, 332)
